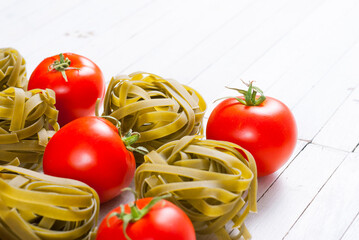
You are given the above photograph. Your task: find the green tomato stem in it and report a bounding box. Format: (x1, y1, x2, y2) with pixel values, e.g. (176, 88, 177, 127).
(48, 53, 79, 82)
(225, 80, 266, 106)
(106, 189, 171, 240)
(122, 130, 149, 155)
(98, 109, 149, 155)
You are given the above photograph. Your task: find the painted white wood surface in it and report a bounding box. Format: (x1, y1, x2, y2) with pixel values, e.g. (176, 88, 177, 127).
(2, 0, 359, 239)
(284, 152, 359, 240)
(245, 144, 348, 239)
(342, 212, 359, 240)
(313, 86, 359, 152)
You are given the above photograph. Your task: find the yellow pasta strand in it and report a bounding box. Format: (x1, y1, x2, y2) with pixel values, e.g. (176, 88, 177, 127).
(0, 48, 27, 91)
(135, 136, 257, 240)
(0, 87, 59, 170)
(103, 72, 207, 162)
(0, 161, 99, 240)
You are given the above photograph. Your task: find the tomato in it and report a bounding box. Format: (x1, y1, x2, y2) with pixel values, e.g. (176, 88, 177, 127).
(206, 82, 297, 177)
(96, 196, 196, 240)
(28, 53, 105, 126)
(43, 116, 136, 203)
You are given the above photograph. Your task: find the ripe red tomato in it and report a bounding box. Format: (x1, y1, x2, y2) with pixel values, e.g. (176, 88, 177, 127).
(206, 83, 297, 177)
(28, 53, 105, 126)
(43, 116, 136, 203)
(96, 197, 196, 240)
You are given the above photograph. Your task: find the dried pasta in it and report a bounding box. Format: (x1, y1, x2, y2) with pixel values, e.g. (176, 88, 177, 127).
(0, 87, 59, 170)
(135, 136, 257, 239)
(102, 72, 207, 159)
(0, 159, 99, 240)
(0, 48, 27, 91)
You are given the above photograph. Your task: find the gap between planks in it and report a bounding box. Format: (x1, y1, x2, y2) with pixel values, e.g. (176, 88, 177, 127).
(283, 152, 359, 240)
(245, 143, 349, 239)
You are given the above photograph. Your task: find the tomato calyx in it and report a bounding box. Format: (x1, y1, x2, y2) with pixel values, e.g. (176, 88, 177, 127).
(96, 101, 148, 155)
(107, 188, 171, 240)
(221, 80, 266, 106)
(48, 53, 79, 82)
(122, 130, 148, 155)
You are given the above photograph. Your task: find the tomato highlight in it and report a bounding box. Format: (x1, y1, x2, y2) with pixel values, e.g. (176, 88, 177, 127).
(206, 81, 297, 177)
(96, 190, 196, 240)
(43, 116, 136, 203)
(28, 53, 105, 126)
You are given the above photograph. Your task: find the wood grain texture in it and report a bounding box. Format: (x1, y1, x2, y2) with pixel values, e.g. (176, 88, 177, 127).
(341, 211, 359, 240)
(313, 86, 359, 152)
(257, 141, 308, 200)
(191, 0, 326, 106)
(284, 153, 359, 240)
(2, 0, 359, 239)
(245, 144, 348, 239)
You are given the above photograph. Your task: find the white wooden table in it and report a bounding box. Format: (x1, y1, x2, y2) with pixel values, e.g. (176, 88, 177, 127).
(2, 0, 359, 239)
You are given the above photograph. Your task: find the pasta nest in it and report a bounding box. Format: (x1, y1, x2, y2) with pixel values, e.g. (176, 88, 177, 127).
(0, 159, 99, 240)
(103, 72, 207, 154)
(0, 87, 59, 170)
(135, 135, 258, 240)
(0, 48, 27, 91)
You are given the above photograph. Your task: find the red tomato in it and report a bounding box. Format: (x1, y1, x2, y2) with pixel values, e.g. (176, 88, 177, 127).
(96, 197, 196, 240)
(206, 84, 297, 177)
(43, 116, 136, 203)
(28, 53, 105, 126)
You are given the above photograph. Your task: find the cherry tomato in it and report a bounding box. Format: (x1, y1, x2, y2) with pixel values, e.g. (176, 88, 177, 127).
(28, 53, 105, 126)
(206, 82, 297, 177)
(96, 197, 196, 240)
(43, 116, 136, 203)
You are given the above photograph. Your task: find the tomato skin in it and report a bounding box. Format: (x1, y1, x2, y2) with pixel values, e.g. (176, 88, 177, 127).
(96, 198, 196, 240)
(206, 96, 297, 177)
(28, 53, 105, 126)
(43, 116, 135, 203)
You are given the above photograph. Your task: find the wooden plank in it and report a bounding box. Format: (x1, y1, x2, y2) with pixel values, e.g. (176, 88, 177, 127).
(1, 0, 83, 46)
(257, 140, 307, 200)
(313, 86, 359, 152)
(13, 0, 153, 73)
(292, 41, 359, 142)
(48, 0, 154, 54)
(245, 144, 348, 239)
(0, 0, 48, 30)
(203, 0, 359, 118)
(95, 0, 247, 82)
(0, 0, 21, 11)
(262, 1, 359, 108)
(123, 0, 268, 76)
(166, 0, 290, 84)
(239, 0, 358, 91)
(341, 212, 359, 240)
(284, 153, 359, 240)
(189, 0, 325, 108)
(77, 0, 177, 81)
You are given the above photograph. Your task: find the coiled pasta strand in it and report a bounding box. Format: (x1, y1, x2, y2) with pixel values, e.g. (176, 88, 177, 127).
(135, 136, 257, 240)
(0, 87, 59, 170)
(0, 159, 99, 240)
(103, 72, 207, 161)
(0, 48, 27, 91)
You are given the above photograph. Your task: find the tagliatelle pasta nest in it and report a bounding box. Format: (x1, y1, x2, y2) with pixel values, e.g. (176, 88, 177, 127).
(0, 87, 59, 170)
(135, 135, 257, 240)
(0, 159, 99, 240)
(0, 48, 27, 91)
(102, 72, 207, 158)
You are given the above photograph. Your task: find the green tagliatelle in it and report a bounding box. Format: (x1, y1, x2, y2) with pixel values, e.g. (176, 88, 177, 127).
(0, 159, 99, 240)
(102, 72, 207, 158)
(0, 48, 27, 91)
(0, 87, 59, 170)
(135, 136, 258, 240)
